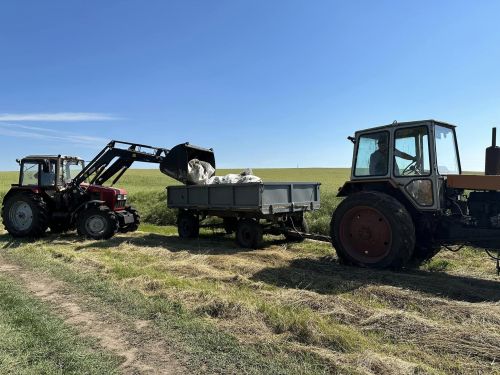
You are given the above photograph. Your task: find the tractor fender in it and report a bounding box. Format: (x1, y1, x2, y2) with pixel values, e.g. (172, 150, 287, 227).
(70, 200, 106, 222)
(337, 180, 398, 197)
(3, 186, 42, 203)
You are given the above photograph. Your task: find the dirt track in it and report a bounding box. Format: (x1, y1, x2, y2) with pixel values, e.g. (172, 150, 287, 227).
(0, 254, 184, 375)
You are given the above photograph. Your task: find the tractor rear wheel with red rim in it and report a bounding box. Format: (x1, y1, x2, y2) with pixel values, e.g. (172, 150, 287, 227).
(331, 191, 415, 269)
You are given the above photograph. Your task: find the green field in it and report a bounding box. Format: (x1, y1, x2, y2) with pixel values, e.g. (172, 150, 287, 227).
(0, 169, 499, 374)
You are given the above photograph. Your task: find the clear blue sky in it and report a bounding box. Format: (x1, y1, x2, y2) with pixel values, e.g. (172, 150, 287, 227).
(1, 0, 500, 171)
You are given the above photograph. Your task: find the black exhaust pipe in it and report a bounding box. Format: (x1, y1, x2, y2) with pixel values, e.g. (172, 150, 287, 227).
(485, 127, 500, 175)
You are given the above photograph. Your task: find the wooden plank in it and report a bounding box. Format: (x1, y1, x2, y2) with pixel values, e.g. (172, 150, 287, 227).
(447, 175, 500, 190)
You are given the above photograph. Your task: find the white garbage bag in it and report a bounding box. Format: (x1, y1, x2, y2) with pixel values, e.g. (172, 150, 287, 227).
(187, 160, 262, 185)
(187, 159, 215, 185)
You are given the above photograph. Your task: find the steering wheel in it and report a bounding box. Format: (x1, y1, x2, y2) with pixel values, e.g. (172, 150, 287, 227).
(402, 159, 421, 176)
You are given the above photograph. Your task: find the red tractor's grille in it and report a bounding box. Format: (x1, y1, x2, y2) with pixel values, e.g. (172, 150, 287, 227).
(115, 199, 127, 209)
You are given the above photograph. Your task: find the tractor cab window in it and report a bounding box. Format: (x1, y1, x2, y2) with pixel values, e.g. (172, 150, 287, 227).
(435, 126, 460, 175)
(355, 132, 389, 176)
(20, 162, 39, 186)
(62, 160, 84, 184)
(394, 126, 431, 176)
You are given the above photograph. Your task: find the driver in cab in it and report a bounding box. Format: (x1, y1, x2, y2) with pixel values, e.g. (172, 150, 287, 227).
(369, 136, 417, 176)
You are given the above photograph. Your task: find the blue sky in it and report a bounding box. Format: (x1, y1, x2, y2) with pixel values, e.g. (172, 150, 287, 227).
(1, 0, 500, 171)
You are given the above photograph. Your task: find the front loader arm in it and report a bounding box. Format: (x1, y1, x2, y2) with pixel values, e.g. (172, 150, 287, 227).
(72, 140, 169, 187)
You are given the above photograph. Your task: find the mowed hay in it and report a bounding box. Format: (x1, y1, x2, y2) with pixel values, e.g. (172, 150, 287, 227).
(52, 230, 499, 374)
(1, 168, 500, 374)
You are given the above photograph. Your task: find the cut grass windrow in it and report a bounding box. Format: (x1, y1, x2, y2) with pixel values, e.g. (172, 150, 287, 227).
(1, 238, 342, 374)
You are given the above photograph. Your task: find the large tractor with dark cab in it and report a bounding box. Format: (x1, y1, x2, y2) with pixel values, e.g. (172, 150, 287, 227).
(331, 120, 500, 269)
(1, 140, 209, 240)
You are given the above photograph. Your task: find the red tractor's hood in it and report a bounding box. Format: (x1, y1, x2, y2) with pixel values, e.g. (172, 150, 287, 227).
(80, 183, 127, 195)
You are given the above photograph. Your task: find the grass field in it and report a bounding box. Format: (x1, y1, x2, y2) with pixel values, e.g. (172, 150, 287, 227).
(0, 169, 499, 374)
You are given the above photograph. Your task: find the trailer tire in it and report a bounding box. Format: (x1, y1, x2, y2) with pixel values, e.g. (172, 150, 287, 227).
(284, 214, 309, 242)
(236, 219, 263, 249)
(177, 212, 199, 239)
(2, 192, 49, 237)
(77, 206, 118, 240)
(331, 191, 415, 269)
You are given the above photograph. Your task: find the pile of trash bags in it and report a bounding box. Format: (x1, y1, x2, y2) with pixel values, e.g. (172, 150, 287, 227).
(187, 159, 262, 185)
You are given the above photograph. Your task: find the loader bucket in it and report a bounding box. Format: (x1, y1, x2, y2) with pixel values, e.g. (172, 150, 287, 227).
(160, 143, 216, 185)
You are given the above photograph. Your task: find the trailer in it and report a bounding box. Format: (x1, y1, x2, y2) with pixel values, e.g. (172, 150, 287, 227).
(167, 182, 321, 248)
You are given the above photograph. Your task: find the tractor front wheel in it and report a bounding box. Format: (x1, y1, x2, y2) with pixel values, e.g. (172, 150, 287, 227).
(331, 191, 415, 269)
(2, 193, 49, 237)
(77, 206, 118, 240)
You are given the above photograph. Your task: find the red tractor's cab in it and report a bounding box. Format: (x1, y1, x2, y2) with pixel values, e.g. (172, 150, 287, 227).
(18, 155, 85, 190)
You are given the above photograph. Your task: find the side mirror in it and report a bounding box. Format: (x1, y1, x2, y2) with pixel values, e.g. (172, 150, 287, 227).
(42, 160, 50, 173)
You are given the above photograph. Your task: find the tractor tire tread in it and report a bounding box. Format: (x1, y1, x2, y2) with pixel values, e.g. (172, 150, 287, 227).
(331, 191, 415, 269)
(77, 206, 118, 240)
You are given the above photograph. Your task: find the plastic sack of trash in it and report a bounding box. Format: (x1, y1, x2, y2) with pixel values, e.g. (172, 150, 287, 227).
(187, 159, 215, 184)
(187, 159, 261, 184)
(207, 167, 262, 184)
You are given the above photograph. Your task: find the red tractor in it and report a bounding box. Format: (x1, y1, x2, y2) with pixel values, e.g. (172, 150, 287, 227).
(1, 141, 175, 239)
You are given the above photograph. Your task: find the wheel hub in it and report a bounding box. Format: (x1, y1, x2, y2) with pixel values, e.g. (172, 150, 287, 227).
(86, 215, 106, 234)
(339, 206, 392, 263)
(9, 202, 33, 231)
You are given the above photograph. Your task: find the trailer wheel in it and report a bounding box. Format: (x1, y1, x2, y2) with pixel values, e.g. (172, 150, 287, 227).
(177, 212, 199, 238)
(77, 206, 118, 240)
(284, 214, 309, 242)
(2, 193, 49, 237)
(331, 191, 415, 269)
(236, 219, 263, 249)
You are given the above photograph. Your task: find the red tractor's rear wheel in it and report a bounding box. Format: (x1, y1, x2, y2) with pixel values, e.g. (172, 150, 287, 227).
(1, 193, 49, 237)
(331, 191, 415, 269)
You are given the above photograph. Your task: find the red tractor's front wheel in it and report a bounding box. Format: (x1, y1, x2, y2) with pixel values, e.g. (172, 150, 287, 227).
(77, 206, 118, 240)
(331, 191, 415, 269)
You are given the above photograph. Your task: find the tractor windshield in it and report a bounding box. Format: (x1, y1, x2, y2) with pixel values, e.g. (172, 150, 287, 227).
(435, 126, 460, 175)
(62, 160, 85, 184)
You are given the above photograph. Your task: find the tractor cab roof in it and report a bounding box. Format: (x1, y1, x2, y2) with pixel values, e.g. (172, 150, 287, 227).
(21, 155, 83, 161)
(355, 119, 456, 135)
